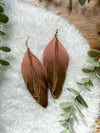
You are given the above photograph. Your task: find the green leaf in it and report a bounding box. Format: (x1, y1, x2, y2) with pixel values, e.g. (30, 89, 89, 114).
(60, 113, 70, 120)
(60, 102, 73, 108)
(0, 14, 9, 23)
(88, 50, 100, 57)
(69, 0, 72, 9)
(0, 2, 5, 5)
(67, 88, 79, 96)
(95, 73, 100, 79)
(82, 68, 92, 73)
(88, 0, 90, 3)
(87, 60, 99, 67)
(0, 59, 9, 65)
(75, 105, 84, 117)
(79, 0, 86, 5)
(72, 113, 77, 120)
(60, 129, 67, 133)
(81, 78, 89, 83)
(0, 46, 11, 52)
(0, 31, 5, 35)
(0, 5, 4, 13)
(87, 80, 93, 86)
(68, 122, 74, 132)
(95, 67, 100, 73)
(85, 85, 91, 91)
(76, 95, 88, 108)
(98, 40, 100, 45)
(59, 120, 66, 124)
(76, 82, 84, 85)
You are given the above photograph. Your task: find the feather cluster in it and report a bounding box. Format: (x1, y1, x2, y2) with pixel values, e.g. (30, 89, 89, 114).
(21, 30, 69, 108)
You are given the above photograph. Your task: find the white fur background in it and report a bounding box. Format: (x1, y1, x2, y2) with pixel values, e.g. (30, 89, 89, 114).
(0, 0, 100, 133)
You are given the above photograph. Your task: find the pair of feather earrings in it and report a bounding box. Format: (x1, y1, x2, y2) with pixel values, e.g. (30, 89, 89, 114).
(21, 29, 69, 108)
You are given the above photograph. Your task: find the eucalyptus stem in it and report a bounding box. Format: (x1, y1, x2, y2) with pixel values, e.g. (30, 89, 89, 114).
(60, 50, 100, 133)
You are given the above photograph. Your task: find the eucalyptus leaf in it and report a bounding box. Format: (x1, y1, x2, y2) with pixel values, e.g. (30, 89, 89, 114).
(76, 82, 84, 85)
(95, 67, 100, 73)
(0, 31, 5, 35)
(72, 113, 77, 120)
(0, 59, 9, 65)
(85, 85, 91, 91)
(60, 102, 73, 108)
(82, 68, 92, 73)
(88, 50, 100, 57)
(60, 129, 67, 133)
(60, 113, 70, 120)
(69, 0, 72, 8)
(98, 40, 100, 45)
(0, 5, 4, 13)
(0, 14, 9, 23)
(68, 122, 74, 132)
(87, 60, 99, 67)
(81, 78, 89, 83)
(0, 2, 5, 5)
(87, 80, 93, 86)
(67, 88, 79, 96)
(75, 105, 84, 117)
(0, 46, 11, 52)
(59, 120, 66, 124)
(79, 0, 86, 5)
(95, 73, 100, 79)
(76, 95, 88, 108)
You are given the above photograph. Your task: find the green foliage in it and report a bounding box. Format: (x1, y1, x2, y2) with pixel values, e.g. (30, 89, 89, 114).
(59, 120, 66, 124)
(60, 113, 70, 120)
(81, 77, 89, 83)
(0, 14, 9, 23)
(75, 105, 84, 117)
(82, 68, 92, 73)
(0, 59, 9, 65)
(60, 129, 67, 133)
(79, 0, 86, 5)
(87, 60, 99, 67)
(0, 5, 4, 13)
(60, 102, 73, 108)
(69, 0, 90, 8)
(0, 46, 11, 52)
(0, 31, 5, 35)
(67, 88, 79, 96)
(88, 50, 100, 57)
(76, 95, 88, 107)
(0, 1, 10, 67)
(59, 50, 100, 133)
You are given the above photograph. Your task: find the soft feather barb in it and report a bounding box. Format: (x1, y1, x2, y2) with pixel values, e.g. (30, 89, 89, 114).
(43, 30, 69, 99)
(21, 40, 48, 108)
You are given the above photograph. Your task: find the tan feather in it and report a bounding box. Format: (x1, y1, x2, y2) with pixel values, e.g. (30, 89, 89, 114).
(43, 30, 69, 99)
(21, 41, 48, 108)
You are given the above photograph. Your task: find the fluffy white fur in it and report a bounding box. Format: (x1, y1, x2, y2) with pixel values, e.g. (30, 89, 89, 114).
(0, 0, 100, 133)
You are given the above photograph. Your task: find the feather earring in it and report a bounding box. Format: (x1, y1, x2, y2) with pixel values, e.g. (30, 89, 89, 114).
(43, 29, 69, 99)
(21, 40, 48, 108)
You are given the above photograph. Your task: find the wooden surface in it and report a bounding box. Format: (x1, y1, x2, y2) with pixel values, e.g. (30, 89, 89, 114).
(21, 0, 100, 132)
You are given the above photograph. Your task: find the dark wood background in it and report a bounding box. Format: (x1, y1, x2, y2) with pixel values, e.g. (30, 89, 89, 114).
(21, 0, 100, 132)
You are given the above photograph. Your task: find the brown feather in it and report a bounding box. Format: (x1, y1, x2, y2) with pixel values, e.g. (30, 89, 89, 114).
(21, 42, 48, 108)
(43, 31, 69, 99)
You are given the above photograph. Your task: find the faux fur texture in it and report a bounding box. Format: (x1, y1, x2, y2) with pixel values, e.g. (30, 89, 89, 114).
(0, 0, 100, 133)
